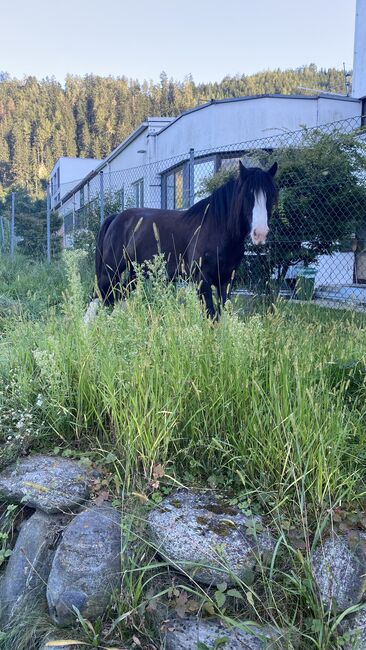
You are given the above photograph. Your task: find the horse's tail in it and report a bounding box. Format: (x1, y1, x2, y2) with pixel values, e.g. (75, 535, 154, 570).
(95, 213, 117, 293)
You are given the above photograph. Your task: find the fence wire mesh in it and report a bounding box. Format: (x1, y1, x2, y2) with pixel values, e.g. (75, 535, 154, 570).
(5, 114, 366, 309)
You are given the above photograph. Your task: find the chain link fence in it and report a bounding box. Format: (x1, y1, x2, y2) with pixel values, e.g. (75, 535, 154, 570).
(57, 114, 366, 308)
(0, 188, 60, 262)
(4, 114, 366, 309)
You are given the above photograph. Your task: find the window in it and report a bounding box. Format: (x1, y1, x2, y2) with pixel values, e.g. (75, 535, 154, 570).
(56, 167, 60, 189)
(51, 173, 57, 196)
(362, 98, 366, 127)
(132, 179, 144, 208)
(80, 187, 84, 208)
(219, 156, 242, 172)
(194, 158, 215, 202)
(166, 172, 175, 209)
(116, 188, 125, 211)
(162, 165, 188, 209)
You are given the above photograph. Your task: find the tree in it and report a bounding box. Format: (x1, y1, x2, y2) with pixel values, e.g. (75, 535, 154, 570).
(198, 129, 366, 292)
(266, 129, 366, 287)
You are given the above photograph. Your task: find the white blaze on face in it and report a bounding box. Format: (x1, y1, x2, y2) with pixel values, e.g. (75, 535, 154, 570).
(250, 190, 269, 245)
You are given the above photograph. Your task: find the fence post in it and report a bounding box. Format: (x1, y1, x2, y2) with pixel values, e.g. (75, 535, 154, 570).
(100, 171, 105, 224)
(188, 148, 195, 207)
(63, 214, 66, 249)
(46, 184, 51, 263)
(0, 216, 4, 252)
(10, 192, 15, 258)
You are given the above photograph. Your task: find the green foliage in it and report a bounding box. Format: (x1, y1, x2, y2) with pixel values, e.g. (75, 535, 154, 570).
(0, 190, 62, 260)
(0, 66, 349, 195)
(0, 253, 66, 319)
(199, 167, 238, 195)
(2, 254, 366, 510)
(268, 129, 366, 285)
(200, 130, 366, 292)
(1, 255, 366, 648)
(73, 192, 122, 266)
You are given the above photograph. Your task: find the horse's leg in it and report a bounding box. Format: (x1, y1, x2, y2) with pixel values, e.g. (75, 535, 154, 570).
(199, 282, 216, 319)
(97, 268, 116, 306)
(98, 255, 129, 305)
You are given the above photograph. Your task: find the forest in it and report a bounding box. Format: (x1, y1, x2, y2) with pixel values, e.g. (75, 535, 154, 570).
(0, 65, 348, 197)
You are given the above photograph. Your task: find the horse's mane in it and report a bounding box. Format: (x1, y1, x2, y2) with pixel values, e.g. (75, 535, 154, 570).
(184, 168, 278, 236)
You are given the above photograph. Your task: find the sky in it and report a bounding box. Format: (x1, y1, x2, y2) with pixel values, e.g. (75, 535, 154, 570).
(0, 0, 357, 84)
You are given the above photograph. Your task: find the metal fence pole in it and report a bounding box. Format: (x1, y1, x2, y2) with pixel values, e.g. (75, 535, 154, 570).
(100, 171, 105, 224)
(188, 148, 195, 207)
(10, 192, 15, 258)
(0, 216, 4, 253)
(63, 214, 66, 249)
(46, 184, 51, 263)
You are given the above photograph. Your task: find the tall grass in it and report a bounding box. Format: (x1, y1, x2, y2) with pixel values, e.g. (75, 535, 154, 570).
(2, 253, 366, 511)
(2, 254, 366, 648)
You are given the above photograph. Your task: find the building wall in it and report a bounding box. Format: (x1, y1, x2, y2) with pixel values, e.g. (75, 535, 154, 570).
(153, 96, 361, 160)
(50, 157, 102, 209)
(54, 95, 362, 247)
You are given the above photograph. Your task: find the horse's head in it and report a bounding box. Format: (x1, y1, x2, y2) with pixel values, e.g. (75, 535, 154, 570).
(238, 161, 278, 245)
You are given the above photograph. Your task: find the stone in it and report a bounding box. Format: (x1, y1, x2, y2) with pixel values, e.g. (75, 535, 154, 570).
(0, 510, 64, 621)
(342, 608, 366, 649)
(161, 617, 285, 650)
(147, 489, 273, 586)
(47, 505, 121, 626)
(311, 534, 366, 612)
(0, 455, 93, 514)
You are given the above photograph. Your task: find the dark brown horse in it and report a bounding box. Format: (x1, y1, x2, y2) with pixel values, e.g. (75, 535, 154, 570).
(95, 161, 278, 317)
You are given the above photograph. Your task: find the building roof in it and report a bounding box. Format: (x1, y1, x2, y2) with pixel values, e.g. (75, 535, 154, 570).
(55, 118, 175, 208)
(156, 92, 359, 136)
(54, 92, 360, 209)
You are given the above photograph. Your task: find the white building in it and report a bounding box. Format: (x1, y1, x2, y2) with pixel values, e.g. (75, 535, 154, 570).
(52, 93, 362, 223)
(50, 156, 103, 210)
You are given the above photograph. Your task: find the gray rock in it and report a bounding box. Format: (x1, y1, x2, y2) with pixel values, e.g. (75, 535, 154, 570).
(0, 510, 63, 621)
(147, 490, 273, 586)
(161, 617, 285, 650)
(311, 535, 366, 612)
(47, 506, 121, 626)
(342, 608, 366, 649)
(0, 455, 93, 514)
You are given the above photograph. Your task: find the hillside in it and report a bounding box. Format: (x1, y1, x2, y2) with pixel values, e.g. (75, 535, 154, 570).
(0, 65, 347, 196)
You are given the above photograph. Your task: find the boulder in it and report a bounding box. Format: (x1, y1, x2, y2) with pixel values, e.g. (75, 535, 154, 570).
(342, 608, 366, 649)
(0, 510, 64, 621)
(311, 534, 366, 612)
(0, 455, 93, 514)
(47, 506, 121, 626)
(147, 490, 273, 586)
(161, 617, 285, 650)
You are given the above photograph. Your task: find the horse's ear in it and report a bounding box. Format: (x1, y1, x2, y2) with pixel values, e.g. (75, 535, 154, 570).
(268, 162, 278, 177)
(239, 161, 249, 181)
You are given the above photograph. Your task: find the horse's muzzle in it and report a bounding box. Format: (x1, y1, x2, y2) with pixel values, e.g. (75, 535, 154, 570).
(251, 227, 269, 245)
